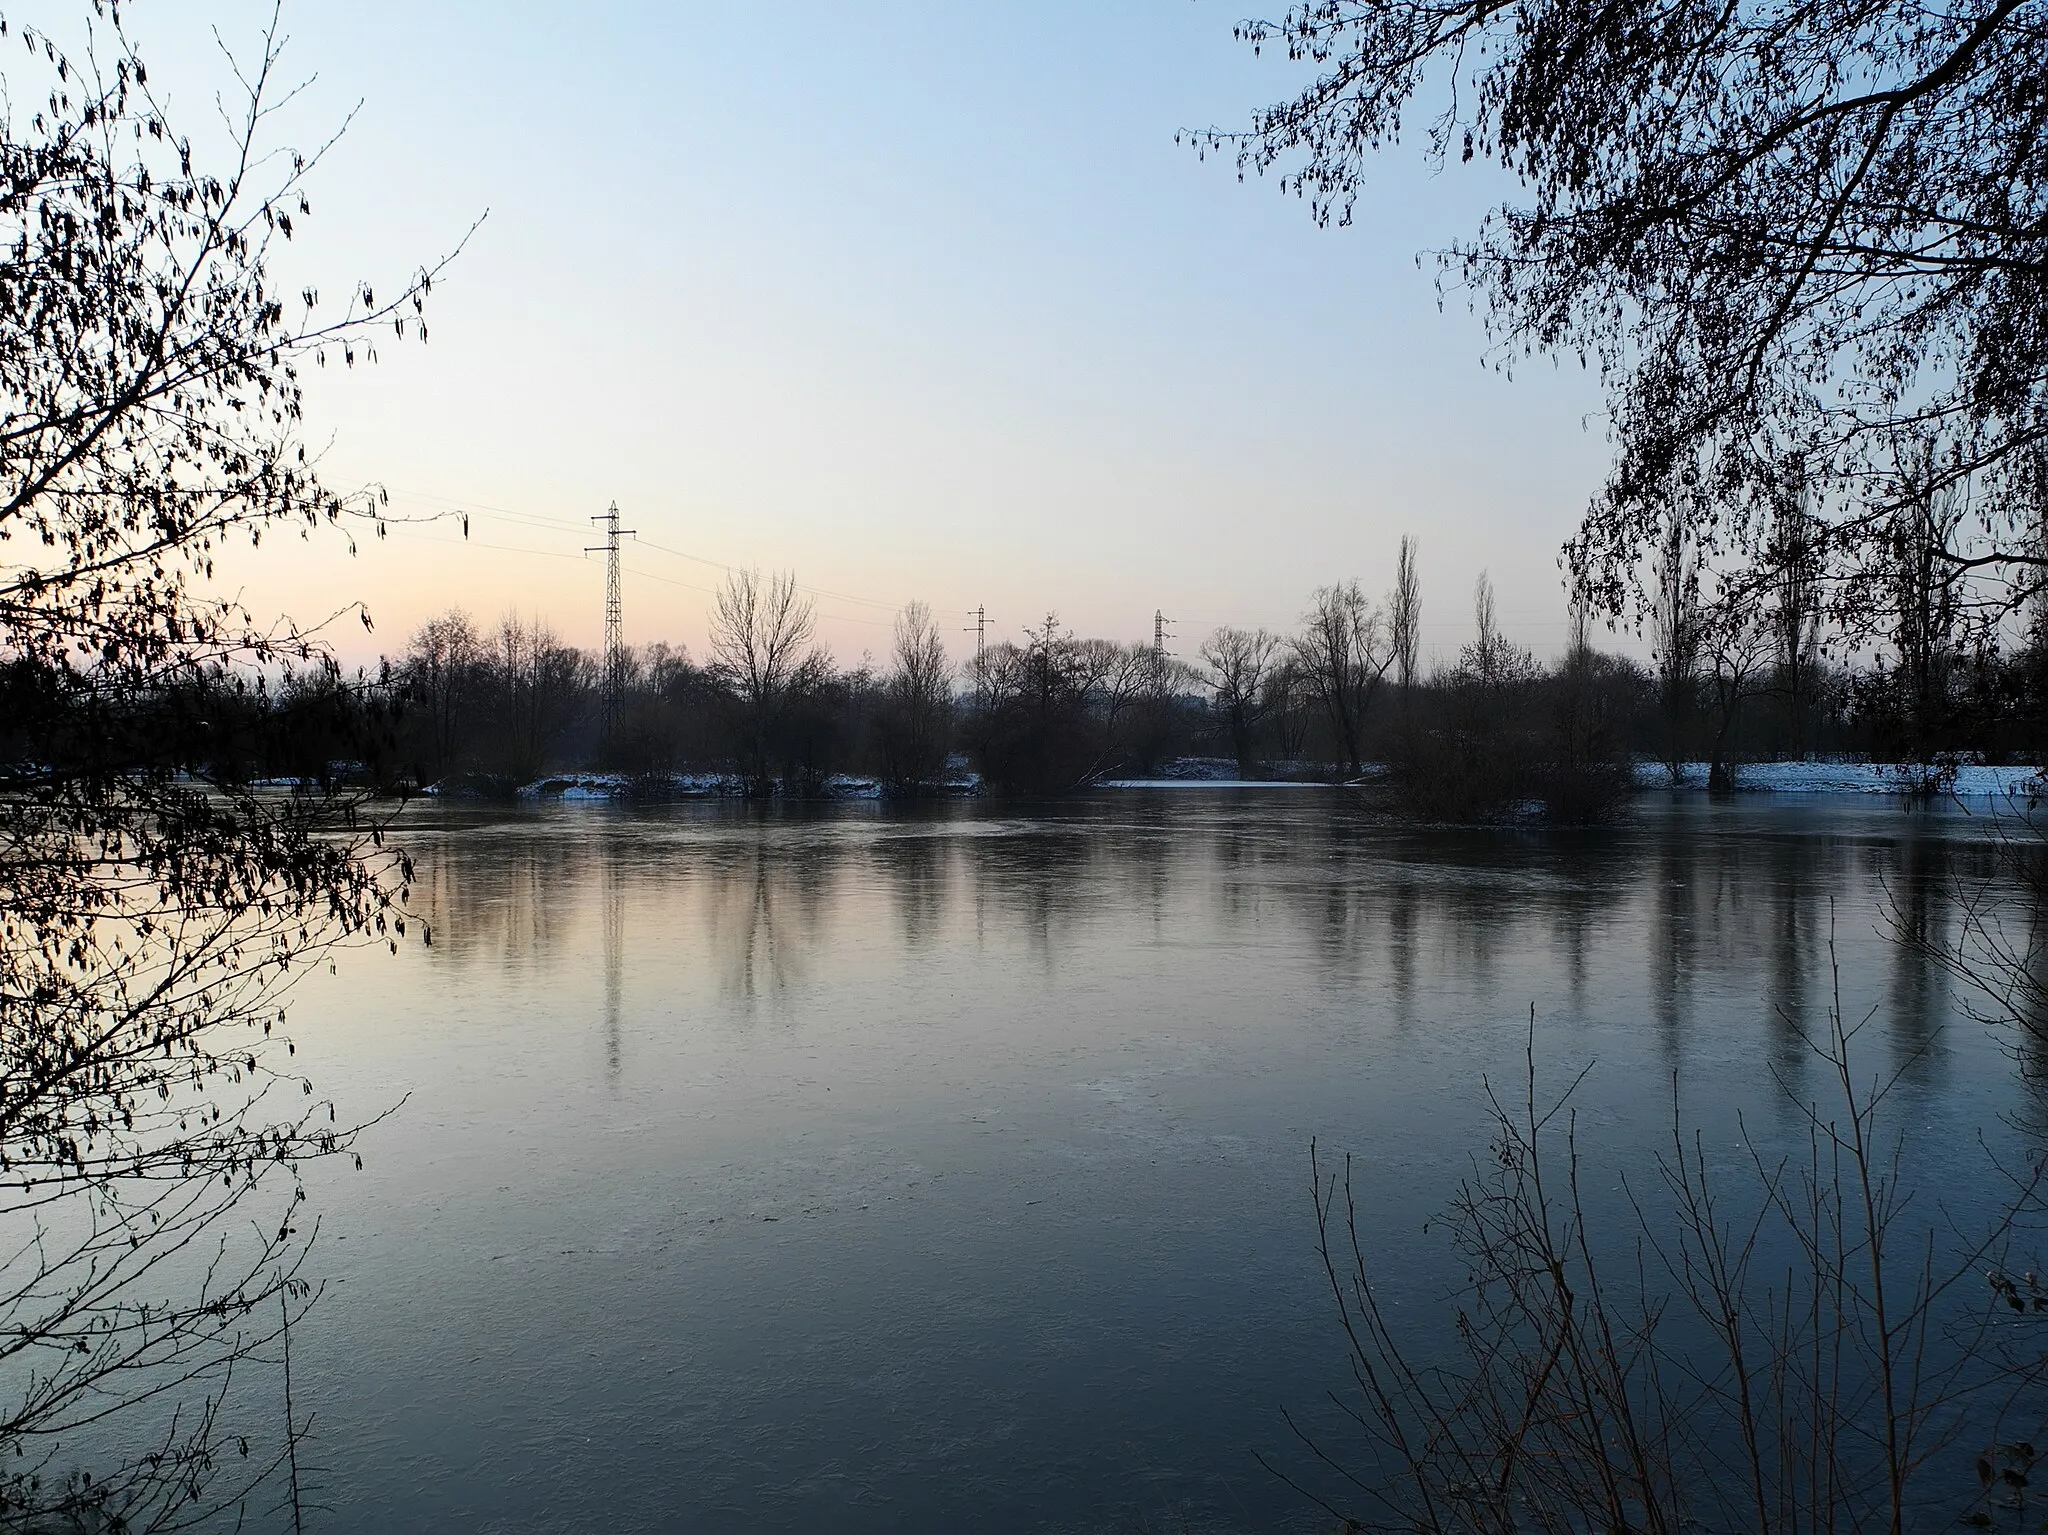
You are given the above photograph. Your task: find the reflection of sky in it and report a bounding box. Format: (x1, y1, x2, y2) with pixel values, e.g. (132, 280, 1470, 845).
(74, 0, 1614, 666)
(283, 795, 2040, 1533)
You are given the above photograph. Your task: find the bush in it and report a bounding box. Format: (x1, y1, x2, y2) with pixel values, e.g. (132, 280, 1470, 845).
(1281, 992, 2048, 1535)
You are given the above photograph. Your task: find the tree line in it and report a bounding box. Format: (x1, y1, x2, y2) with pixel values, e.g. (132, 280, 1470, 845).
(32, 531, 2043, 822)
(208, 535, 2035, 815)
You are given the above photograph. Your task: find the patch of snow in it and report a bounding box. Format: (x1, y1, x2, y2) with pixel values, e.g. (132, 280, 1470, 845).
(1635, 761, 2044, 797)
(1099, 779, 1338, 790)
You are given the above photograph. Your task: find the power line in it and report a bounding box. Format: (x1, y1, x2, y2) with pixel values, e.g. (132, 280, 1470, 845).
(384, 525, 587, 565)
(384, 526, 895, 624)
(373, 488, 1597, 646)
(371, 485, 961, 620)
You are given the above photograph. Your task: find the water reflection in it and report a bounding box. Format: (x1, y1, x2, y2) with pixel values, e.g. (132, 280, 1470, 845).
(415, 827, 579, 971)
(973, 820, 1099, 974)
(602, 836, 623, 1082)
(306, 792, 2045, 1535)
(1649, 822, 1694, 1058)
(398, 795, 2026, 1090)
(704, 838, 820, 1011)
(873, 825, 950, 951)
(1385, 868, 1420, 1027)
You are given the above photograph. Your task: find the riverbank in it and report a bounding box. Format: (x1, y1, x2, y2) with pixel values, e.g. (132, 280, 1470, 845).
(421, 759, 2046, 802)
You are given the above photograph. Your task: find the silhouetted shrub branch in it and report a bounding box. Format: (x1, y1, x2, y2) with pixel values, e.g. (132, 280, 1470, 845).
(1281, 985, 2048, 1534)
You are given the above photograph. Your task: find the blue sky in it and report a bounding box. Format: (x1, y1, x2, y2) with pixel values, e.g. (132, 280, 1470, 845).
(67, 1, 1614, 666)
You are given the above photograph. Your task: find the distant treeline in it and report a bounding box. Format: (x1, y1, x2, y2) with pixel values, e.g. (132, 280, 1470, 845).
(18, 549, 2048, 820)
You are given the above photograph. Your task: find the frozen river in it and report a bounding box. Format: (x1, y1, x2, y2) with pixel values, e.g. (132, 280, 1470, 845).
(282, 790, 2043, 1532)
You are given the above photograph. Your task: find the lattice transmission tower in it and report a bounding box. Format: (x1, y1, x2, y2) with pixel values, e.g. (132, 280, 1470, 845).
(585, 501, 636, 744)
(964, 605, 989, 706)
(1152, 608, 1175, 687)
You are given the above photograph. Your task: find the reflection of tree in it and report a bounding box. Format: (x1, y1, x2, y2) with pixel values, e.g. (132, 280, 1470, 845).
(1385, 872, 1420, 1026)
(1648, 810, 1697, 1061)
(1546, 846, 1607, 1018)
(1883, 832, 1952, 1076)
(603, 834, 624, 1082)
(407, 819, 637, 1071)
(872, 822, 952, 951)
(1308, 841, 1384, 992)
(399, 799, 1990, 1116)
(703, 831, 828, 1010)
(1116, 798, 1179, 941)
(1376, 838, 1515, 999)
(1764, 831, 1819, 1080)
(970, 822, 1094, 975)
(413, 821, 582, 971)
(1893, 809, 2048, 1129)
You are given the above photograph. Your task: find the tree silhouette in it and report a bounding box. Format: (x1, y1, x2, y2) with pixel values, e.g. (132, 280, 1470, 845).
(0, 6, 455, 1522)
(1203, 3, 2048, 636)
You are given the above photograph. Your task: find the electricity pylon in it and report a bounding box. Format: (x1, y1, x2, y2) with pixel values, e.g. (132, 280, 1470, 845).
(585, 502, 636, 746)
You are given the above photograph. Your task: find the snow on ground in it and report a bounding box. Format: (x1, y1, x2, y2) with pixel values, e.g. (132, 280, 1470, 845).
(1101, 760, 2045, 797)
(496, 772, 900, 801)
(1637, 761, 2044, 797)
(1096, 779, 1336, 790)
(422, 760, 2043, 802)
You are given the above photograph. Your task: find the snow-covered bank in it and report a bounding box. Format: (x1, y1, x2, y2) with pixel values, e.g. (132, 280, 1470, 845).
(1097, 778, 1337, 790)
(421, 761, 2045, 802)
(423, 771, 981, 801)
(1094, 761, 2045, 798)
(1637, 762, 2045, 797)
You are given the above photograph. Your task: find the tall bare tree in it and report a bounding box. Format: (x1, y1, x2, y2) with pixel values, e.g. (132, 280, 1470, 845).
(1389, 535, 1421, 696)
(1701, 588, 1779, 792)
(709, 569, 822, 793)
(1201, 625, 1281, 777)
(488, 614, 588, 782)
(397, 609, 485, 787)
(1769, 477, 1823, 758)
(1886, 467, 1967, 764)
(876, 601, 954, 794)
(1294, 580, 1392, 776)
(1256, 657, 1312, 768)
(1460, 570, 1532, 689)
(1650, 517, 1701, 783)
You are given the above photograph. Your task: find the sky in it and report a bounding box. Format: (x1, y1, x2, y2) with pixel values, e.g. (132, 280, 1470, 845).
(40, 0, 1616, 669)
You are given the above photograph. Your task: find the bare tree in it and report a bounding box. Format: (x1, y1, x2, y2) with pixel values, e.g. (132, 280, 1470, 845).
(1651, 517, 1702, 784)
(875, 601, 954, 795)
(1262, 657, 1313, 767)
(1295, 581, 1392, 776)
(1201, 625, 1281, 777)
(488, 614, 589, 783)
(1700, 585, 1778, 793)
(1768, 476, 1824, 759)
(1459, 571, 1533, 690)
(709, 569, 821, 793)
(1075, 637, 1159, 777)
(1390, 535, 1422, 696)
(397, 609, 485, 786)
(968, 617, 1168, 793)
(1886, 469, 1966, 768)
